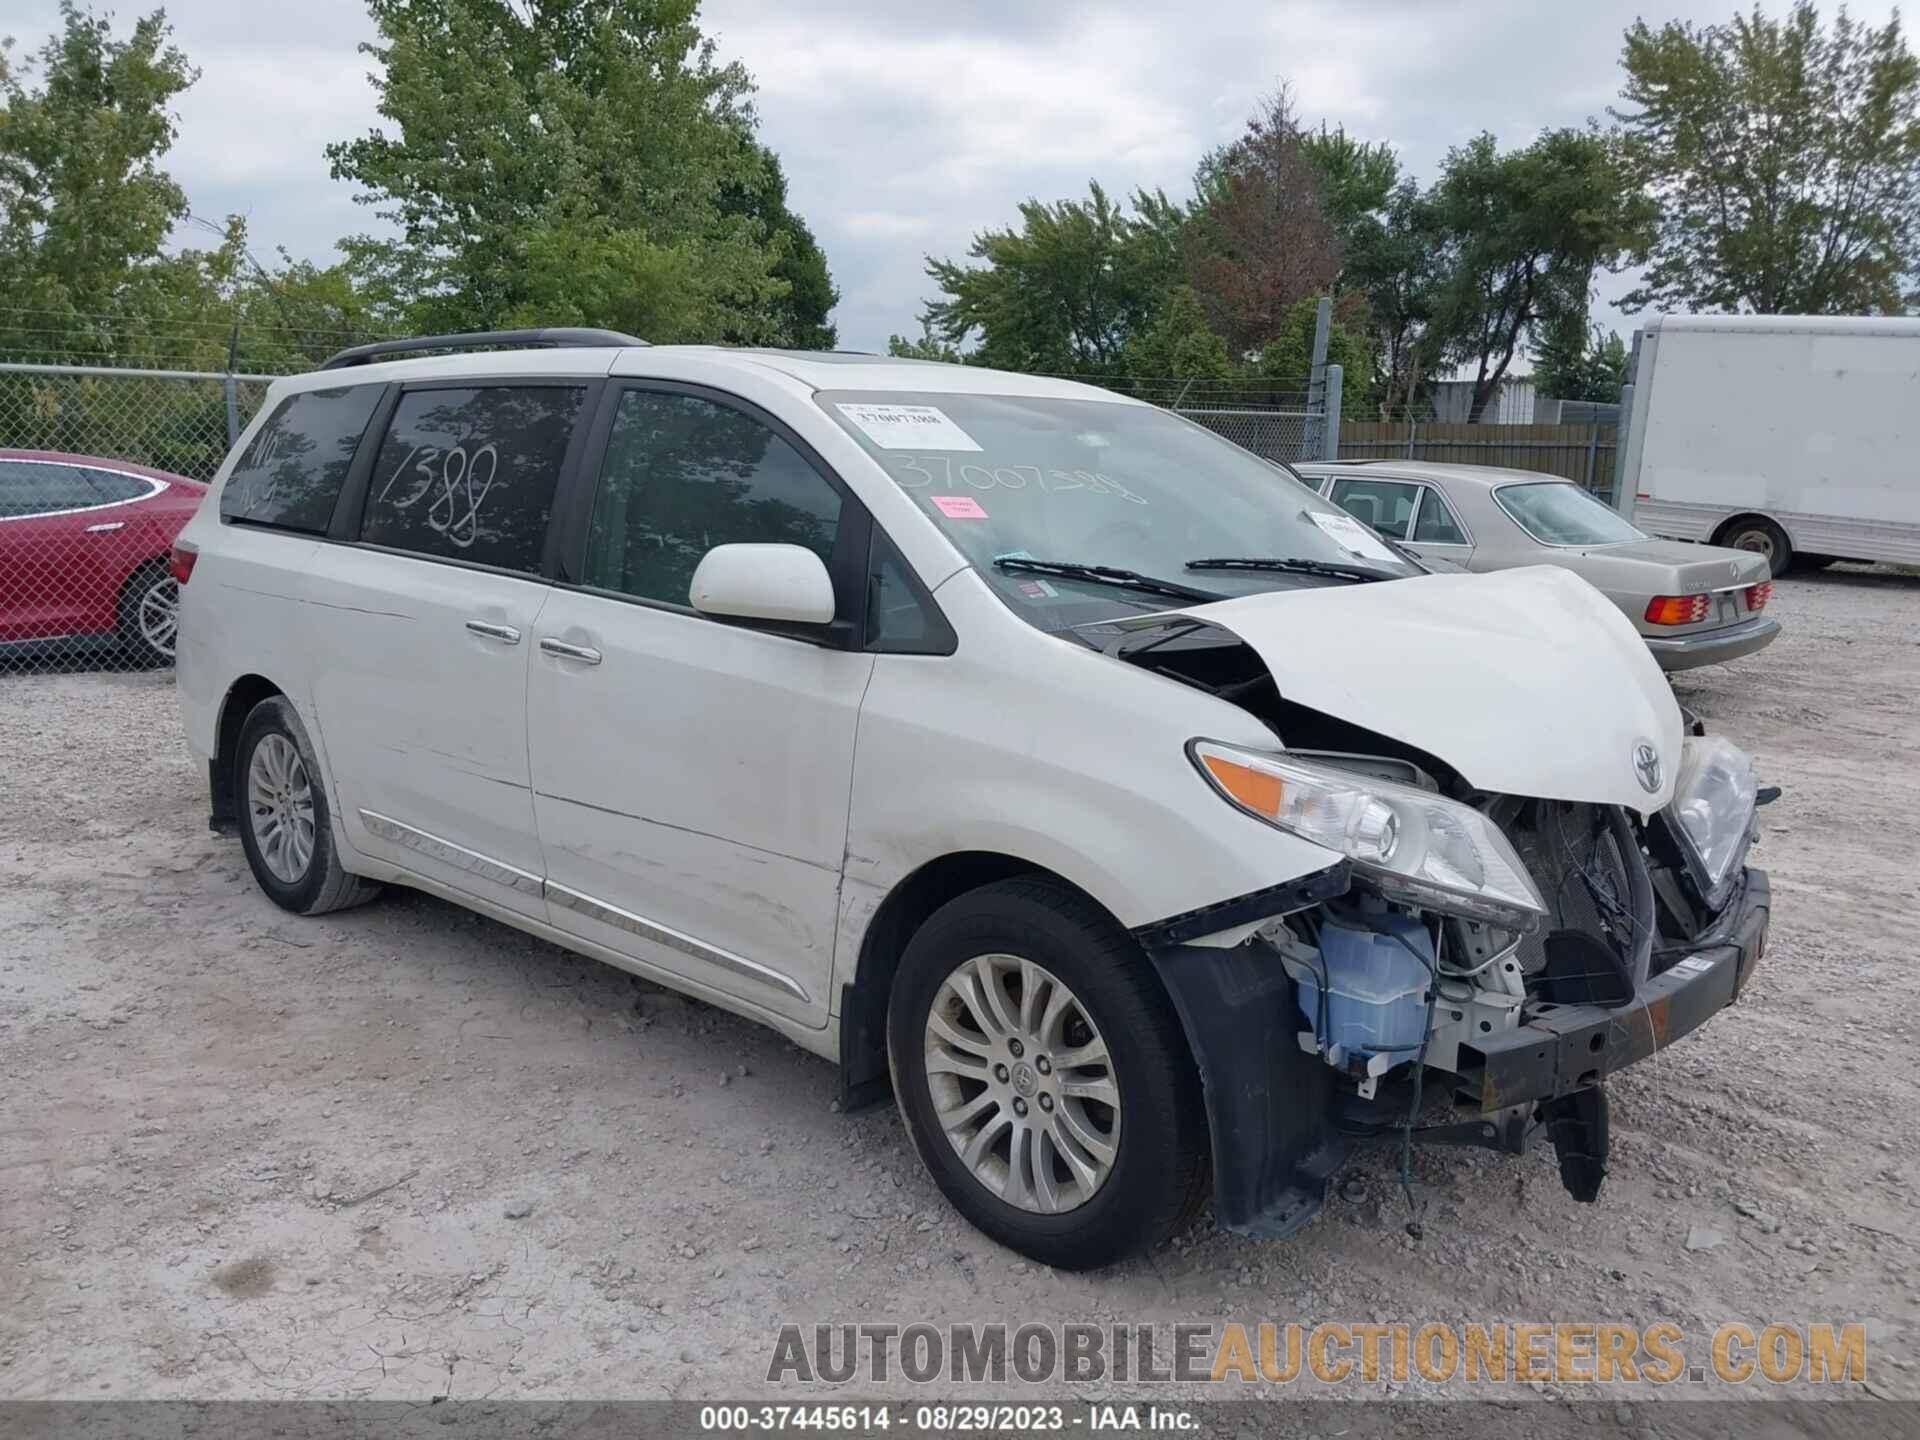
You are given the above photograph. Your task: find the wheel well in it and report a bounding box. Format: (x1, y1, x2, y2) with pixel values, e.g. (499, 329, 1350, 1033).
(835, 851, 1115, 1111)
(1712, 512, 1781, 545)
(210, 675, 283, 831)
(113, 554, 171, 613)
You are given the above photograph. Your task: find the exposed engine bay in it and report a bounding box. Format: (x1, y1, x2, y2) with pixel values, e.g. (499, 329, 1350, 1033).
(1100, 614, 1769, 1228)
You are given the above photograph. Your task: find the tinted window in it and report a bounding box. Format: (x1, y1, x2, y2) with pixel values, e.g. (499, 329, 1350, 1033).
(1412, 489, 1469, 544)
(221, 385, 382, 534)
(0, 461, 107, 517)
(1328, 478, 1419, 541)
(582, 390, 842, 607)
(866, 529, 943, 652)
(362, 385, 584, 573)
(80, 469, 155, 505)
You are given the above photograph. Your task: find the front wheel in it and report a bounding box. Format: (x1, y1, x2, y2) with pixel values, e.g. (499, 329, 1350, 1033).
(887, 877, 1209, 1269)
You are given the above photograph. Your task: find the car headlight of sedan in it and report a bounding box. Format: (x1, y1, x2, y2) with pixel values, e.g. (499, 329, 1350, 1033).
(1665, 735, 1758, 908)
(1190, 740, 1548, 931)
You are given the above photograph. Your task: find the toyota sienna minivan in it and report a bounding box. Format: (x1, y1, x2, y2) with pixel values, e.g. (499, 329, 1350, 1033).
(174, 329, 1771, 1268)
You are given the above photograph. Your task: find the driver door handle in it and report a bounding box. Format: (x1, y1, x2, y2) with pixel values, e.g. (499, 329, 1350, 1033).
(539, 637, 603, 665)
(464, 620, 522, 644)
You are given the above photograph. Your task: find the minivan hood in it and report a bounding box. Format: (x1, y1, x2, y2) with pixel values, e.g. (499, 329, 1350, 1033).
(1138, 565, 1684, 812)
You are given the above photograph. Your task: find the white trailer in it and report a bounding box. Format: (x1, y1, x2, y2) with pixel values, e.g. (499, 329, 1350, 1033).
(1619, 313, 1920, 575)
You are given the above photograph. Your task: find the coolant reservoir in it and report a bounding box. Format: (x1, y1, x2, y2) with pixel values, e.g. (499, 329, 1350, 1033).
(1293, 911, 1432, 1062)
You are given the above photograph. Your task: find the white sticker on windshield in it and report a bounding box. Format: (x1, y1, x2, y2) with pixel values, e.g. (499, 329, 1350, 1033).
(1308, 510, 1401, 564)
(836, 403, 982, 452)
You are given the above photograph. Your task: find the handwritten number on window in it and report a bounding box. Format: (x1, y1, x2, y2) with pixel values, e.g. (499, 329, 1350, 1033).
(377, 442, 502, 549)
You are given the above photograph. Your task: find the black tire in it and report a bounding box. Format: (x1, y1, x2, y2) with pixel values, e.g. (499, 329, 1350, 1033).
(1718, 516, 1793, 577)
(115, 559, 178, 666)
(234, 696, 381, 916)
(887, 877, 1209, 1269)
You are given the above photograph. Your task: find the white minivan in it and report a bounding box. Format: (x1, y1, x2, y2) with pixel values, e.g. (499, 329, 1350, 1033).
(174, 330, 1771, 1268)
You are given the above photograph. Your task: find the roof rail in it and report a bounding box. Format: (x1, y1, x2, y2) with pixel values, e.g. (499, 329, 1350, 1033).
(318, 327, 648, 371)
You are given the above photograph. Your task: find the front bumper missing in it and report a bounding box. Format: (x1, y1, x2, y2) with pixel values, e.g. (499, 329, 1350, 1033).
(1148, 866, 1768, 1238)
(1459, 867, 1770, 1113)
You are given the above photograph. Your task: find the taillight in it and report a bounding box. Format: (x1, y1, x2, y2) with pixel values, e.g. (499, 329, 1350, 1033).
(1645, 593, 1711, 626)
(169, 541, 197, 584)
(1744, 581, 1772, 612)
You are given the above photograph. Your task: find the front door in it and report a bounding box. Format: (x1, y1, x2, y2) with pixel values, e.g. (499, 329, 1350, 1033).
(308, 380, 592, 919)
(529, 385, 873, 1026)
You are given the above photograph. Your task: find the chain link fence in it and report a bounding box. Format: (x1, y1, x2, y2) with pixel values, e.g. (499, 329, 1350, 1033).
(0, 362, 277, 676)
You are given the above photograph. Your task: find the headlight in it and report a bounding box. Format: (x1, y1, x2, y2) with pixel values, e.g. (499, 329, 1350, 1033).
(1667, 736, 1758, 906)
(1190, 740, 1548, 931)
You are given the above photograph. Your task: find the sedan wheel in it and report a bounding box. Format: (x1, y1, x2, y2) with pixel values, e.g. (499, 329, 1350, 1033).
(137, 575, 179, 657)
(116, 561, 180, 664)
(924, 953, 1121, 1214)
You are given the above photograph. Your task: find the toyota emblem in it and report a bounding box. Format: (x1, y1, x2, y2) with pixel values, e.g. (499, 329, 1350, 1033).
(1633, 741, 1663, 794)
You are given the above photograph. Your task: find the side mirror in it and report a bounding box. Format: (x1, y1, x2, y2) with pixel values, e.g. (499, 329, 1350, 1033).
(689, 543, 836, 626)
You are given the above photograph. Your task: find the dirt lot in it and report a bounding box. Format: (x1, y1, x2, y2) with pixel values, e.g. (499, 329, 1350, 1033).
(2, 567, 1916, 1405)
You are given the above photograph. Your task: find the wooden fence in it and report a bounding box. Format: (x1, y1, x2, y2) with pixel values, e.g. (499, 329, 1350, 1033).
(1338, 421, 1618, 494)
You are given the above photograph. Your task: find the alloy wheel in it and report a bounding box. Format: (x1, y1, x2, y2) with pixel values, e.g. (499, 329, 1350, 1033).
(137, 575, 179, 658)
(247, 733, 316, 884)
(923, 953, 1121, 1213)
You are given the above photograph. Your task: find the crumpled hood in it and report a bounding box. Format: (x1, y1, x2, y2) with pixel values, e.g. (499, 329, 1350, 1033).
(1163, 565, 1684, 812)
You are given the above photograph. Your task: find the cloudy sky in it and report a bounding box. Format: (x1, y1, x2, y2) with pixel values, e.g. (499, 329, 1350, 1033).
(0, 0, 1899, 353)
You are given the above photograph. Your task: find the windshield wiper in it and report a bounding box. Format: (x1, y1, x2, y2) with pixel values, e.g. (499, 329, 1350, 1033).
(993, 557, 1226, 605)
(1185, 556, 1396, 583)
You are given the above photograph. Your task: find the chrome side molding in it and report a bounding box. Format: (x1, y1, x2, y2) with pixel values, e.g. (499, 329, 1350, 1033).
(357, 809, 545, 896)
(356, 808, 809, 1006)
(545, 882, 810, 1005)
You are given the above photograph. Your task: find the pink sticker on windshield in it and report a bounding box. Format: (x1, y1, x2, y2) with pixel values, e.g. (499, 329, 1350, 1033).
(932, 495, 988, 519)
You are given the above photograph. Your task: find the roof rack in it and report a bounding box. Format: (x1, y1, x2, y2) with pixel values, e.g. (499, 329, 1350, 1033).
(318, 327, 647, 371)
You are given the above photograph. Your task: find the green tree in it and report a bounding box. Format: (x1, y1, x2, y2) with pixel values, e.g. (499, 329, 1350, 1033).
(920, 182, 1186, 375)
(1252, 293, 1377, 409)
(1342, 180, 1445, 417)
(1616, 2, 1920, 314)
(718, 144, 838, 348)
(886, 321, 967, 362)
(1532, 315, 1630, 403)
(0, 2, 197, 354)
(327, 0, 819, 343)
(1426, 129, 1655, 421)
(1118, 284, 1232, 380)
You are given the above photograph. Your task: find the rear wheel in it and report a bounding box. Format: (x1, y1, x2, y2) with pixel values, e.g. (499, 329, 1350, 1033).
(887, 877, 1209, 1269)
(1718, 517, 1793, 577)
(234, 696, 381, 915)
(116, 560, 178, 664)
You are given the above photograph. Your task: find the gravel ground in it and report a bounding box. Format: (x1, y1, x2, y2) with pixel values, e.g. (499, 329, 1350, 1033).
(1, 566, 1915, 1405)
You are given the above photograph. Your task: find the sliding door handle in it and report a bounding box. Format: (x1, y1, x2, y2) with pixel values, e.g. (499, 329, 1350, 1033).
(464, 620, 522, 644)
(538, 637, 602, 665)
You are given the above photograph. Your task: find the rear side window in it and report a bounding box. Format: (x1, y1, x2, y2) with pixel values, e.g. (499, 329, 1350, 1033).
(361, 385, 585, 574)
(581, 389, 842, 607)
(221, 385, 382, 534)
(0, 461, 108, 517)
(1412, 489, 1469, 544)
(79, 469, 156, 505)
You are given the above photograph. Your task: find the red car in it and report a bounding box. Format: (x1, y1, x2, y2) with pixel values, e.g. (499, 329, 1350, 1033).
(0, 450, 208, 664)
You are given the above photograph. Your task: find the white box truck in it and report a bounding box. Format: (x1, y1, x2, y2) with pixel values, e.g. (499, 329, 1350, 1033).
(1619, 314, 1920, 576)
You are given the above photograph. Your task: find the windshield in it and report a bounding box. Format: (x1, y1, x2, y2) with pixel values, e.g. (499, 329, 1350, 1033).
(818, 390, 1420, 629)
(1495, 482, 1647, 546)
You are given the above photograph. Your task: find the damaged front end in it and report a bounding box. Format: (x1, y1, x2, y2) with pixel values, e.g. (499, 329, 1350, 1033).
(1109, 601, 1771, 1238)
